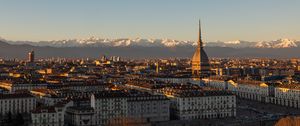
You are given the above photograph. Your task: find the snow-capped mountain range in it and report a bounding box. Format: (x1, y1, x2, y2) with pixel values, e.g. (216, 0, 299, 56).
(0, 36, 299, 48)
(207, 39, 300, 48)
(3, 37, 197, 47)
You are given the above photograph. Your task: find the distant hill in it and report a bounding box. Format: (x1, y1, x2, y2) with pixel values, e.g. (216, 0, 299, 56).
(1, 40, 300, 59)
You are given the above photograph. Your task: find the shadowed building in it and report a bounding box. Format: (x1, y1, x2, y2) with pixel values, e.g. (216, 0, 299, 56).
(191, 21, 210, 78)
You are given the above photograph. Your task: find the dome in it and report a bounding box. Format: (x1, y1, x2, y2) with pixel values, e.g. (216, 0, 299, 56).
(191, 46, 210, 71)
(192, 46, 209, 63)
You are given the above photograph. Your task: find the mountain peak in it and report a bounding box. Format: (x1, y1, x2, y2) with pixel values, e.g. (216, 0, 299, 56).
(224, 40, 242, 44)
(255, 38, 298, 48)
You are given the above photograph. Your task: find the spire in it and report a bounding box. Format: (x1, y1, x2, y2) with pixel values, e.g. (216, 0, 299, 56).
(198, 20, 203, 47)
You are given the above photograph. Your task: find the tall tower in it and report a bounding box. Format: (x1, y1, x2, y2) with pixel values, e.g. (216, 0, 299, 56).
(155, 62, 159, 74)
(28, 50, 35, 62)
(191, 20, 210, 78)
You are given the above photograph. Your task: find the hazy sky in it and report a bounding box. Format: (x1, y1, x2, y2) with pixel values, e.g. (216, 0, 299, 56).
(0, 0, 299, 42)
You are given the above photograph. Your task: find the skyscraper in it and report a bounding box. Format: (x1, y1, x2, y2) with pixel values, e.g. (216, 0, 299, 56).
(28, 50, 34, 62)
(191, 21, 210, 78)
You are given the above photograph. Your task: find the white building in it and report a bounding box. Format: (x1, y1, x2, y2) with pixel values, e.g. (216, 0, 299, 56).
(236, 80, 269, 101)
(160, 85, 236, 120)
(91, 91, 129, 125)
(126, 93, 170, 123)
(0, 93, 36, 116)
(91, 90, 170, 125)
(206, 78, 269, 102)
(31, 100, 73, 126)
(31, 107, 64, 126)
(268, 85, 300, 108)
(206, 77, 300, 108)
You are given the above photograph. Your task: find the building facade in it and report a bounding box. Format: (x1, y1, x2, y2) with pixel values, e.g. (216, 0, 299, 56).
(160, 85, 236, 120)
(31, 100, 73, 126)
(0, 93, 36, 116)
(65, 106, 96, 126)
(91, 90, 170, 125)
(31, 107, 64, 126)
(206, 77, 300, 108)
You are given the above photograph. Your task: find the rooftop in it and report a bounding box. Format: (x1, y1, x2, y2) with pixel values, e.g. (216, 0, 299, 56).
(0, 93, 35, 99)
(93, 89, 167, 100)
(161, 84, 233, 97)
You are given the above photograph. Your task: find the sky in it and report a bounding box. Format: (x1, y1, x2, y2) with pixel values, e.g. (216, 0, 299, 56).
(0, 0, 299, 42)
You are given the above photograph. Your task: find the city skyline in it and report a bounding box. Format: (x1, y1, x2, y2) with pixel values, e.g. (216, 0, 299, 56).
(1, 1, 300, 126)
(0, 0, 300, 42)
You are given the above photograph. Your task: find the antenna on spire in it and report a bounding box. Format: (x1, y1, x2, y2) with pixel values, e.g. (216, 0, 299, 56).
(198, 19, 203, 47)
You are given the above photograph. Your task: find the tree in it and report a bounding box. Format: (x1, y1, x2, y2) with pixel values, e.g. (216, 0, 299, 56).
(5, 112, 12, 124)
(14, 113, 24, 126)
